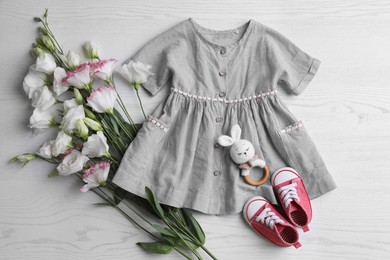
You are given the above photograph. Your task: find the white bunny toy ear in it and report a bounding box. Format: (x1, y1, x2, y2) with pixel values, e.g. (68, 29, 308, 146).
(217, 135, 235, 147)
(230, 124, 242, 142)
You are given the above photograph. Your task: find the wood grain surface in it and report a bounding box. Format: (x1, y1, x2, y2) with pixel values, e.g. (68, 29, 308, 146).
(1, 0, 389, 259)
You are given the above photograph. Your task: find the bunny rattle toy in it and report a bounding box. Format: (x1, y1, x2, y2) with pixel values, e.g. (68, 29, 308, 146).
(218, 124, 270, 187)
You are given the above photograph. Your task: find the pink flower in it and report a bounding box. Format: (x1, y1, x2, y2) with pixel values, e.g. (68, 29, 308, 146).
(86, 86, 117, 114)
(62, 63, 91, 89)
(80, 161, 111, 192)
(90, 59, 117, 82)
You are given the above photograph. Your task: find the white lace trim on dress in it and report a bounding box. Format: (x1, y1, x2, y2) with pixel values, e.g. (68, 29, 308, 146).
(147, 115, 168, 132)
(279, 121, 303, 134)
(171, 87, 278, 104)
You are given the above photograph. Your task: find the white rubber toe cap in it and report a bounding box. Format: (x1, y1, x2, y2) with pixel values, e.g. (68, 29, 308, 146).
(272, 167, 300, 186)
(243, 196, 267, 222)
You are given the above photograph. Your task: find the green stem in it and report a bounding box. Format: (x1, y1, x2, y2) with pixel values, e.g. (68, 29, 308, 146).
(106, 183, 153, 226)
(99, 184, 201, 259)
(110, 75, 138, 133)
(111, 112, 134, 140)
(96, 186, 193, 260)
(170, 213, 217, 260)
(41, 18, 64, 54)
(163, 219, 203, 260)
(173, 248, 192, 260)
(200, 245, 217, 260)
(135, 88, 147, 120)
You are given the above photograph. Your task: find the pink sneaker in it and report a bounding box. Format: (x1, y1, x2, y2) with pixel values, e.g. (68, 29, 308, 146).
(272, 167, 312, 232)
(243, 196, 301, 248)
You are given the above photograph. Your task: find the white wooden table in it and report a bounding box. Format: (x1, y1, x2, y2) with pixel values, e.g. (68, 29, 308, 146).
(1, 0, 389, 259)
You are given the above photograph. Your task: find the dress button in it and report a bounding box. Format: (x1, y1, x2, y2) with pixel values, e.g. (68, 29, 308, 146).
(216, 117, 223, 123)
(213, 170, 220, 176)
(214, 143, 220, 149)
(220, 48, 226, 55)
(218, 92, 226, 98)
(218, 70, 226, 76)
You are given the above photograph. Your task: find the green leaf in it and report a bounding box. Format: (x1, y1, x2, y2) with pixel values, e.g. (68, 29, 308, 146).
(109, 115, 119, 135)
(182, 208, 206, 245)
(112, 187, 127, 205)
(161, 234, 180, 246)
(152, 224, 177, 237)
(136, 242, 173, 254)
(144, 187, 165, 219)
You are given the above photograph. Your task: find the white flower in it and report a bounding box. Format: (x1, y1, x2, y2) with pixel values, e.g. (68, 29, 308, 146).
(29, 103, 63, 132)
(86, 86, 116, 114)
(83, 41, 100, 60)
(82, 131, 109, 158)
(62, 63, 91, 89)
(116, 60, 154, 88)
(37, 140, 55, 159)
(67, 51, 84, 70)
(60, 105, 85, 132)
(57, 149, 89, 176)
(80, 161, 111, 192)
(53, 67, 69, 96)
(31, 85, 56, 111)
(52, 131, 73, 156)
(90, 59, 117, 82)
(23, 65, 47, 99)
(35, 53, 57, 74)
(63, 98, 78, 113)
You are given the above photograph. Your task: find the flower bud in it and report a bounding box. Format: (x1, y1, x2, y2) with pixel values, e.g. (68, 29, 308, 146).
(30, 47, 45, 60)
(84, 118, 103, 131)
(67, 51, 83, 70)
(76, 119, 89, 140)
(38, 26, 49, 36)
(84, 108, 98, 120)
(73, 88, 84, 105)
(9, 153, 37, 166)
(82, 41, 100, 60)
(41, 35, 55, 52)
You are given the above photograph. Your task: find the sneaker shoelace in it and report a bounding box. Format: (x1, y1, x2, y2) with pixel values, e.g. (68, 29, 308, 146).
(255, 207, 284, 229)
(278, 183, 300, 208)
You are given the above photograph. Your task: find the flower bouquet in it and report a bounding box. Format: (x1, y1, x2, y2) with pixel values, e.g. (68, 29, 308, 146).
(10, 9, 217, 260)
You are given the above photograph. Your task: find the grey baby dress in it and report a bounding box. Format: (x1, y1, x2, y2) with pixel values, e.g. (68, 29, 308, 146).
(112, 18, 337, 215)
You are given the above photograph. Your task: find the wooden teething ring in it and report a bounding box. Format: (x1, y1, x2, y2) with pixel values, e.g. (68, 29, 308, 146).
(243, 164, 270, 187)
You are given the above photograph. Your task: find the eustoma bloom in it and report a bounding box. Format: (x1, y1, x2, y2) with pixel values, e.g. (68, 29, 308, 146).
(116, 60, 153, 119)
(31, 85, 56, 111)
(82, 131, 110, 158)
(57, 149, 89, 176)
(53, 67, 69, 96)
(37, 140, 55, 159)
(87, 86, 116, 114)
(23, 65, 47, 99)
(116, 60, 153, 90)
(80, 161, 111, 192)
(52, 130, 73, 156)
(60, 105, 85, 133)
(90, 59, 117, 83)
(35, 52, 56, 74)
(62, 63, 91, 90)
(29, 103, 63, 132)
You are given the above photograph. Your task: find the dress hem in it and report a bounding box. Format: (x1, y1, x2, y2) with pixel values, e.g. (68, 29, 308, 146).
(111, 161, 337, 215)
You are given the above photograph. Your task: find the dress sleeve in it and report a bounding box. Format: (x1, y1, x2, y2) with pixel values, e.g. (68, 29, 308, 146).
(264, 25, 321, 95)
(128, 25, 180, 96)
